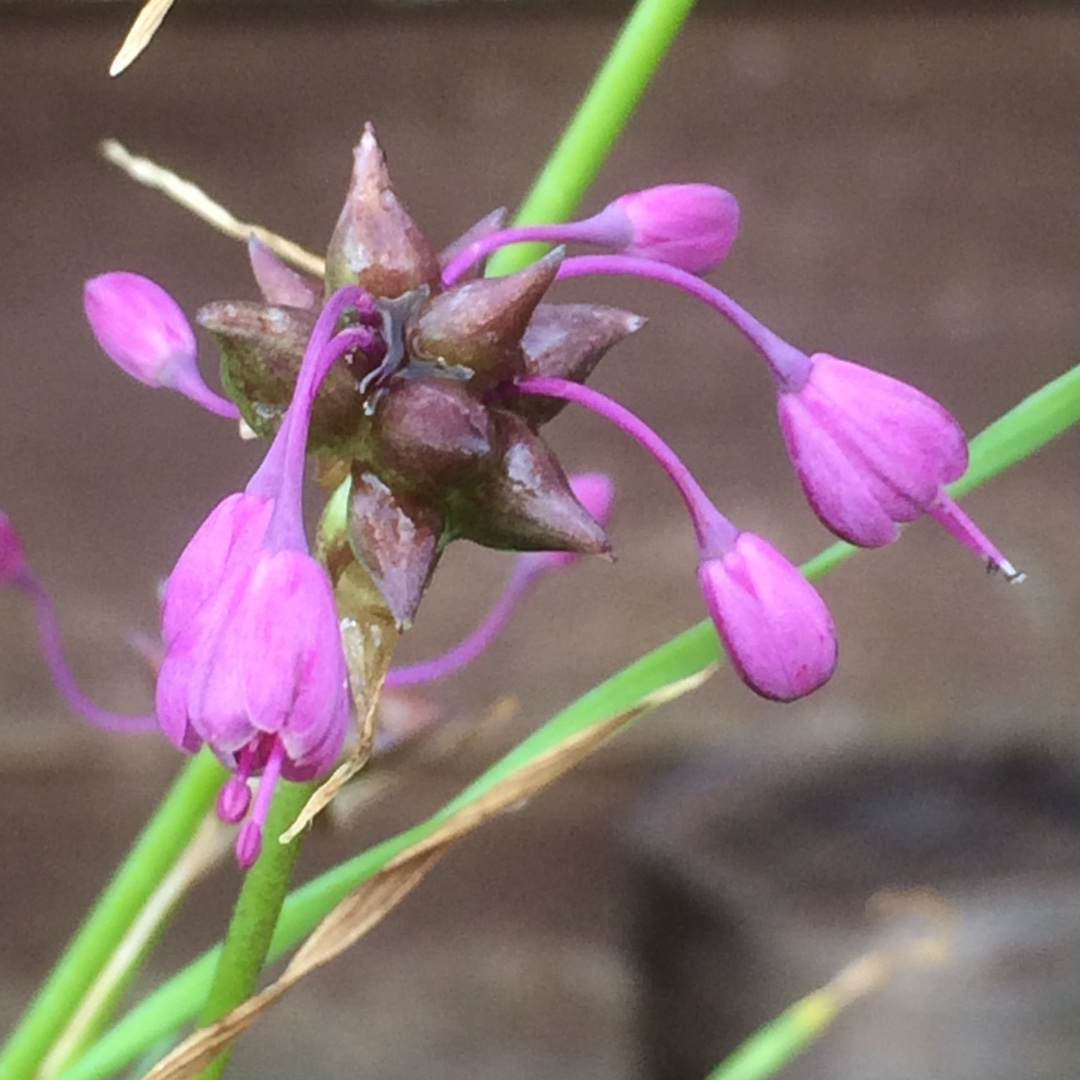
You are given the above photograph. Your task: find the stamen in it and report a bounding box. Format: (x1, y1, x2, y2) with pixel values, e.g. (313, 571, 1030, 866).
(234, 736, 287, 869)
(216, 777, 252, 824)
(929, 492, 1025, 582)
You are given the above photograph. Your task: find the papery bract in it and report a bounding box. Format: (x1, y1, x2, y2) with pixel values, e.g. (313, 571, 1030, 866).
(697, 532, 837, 702)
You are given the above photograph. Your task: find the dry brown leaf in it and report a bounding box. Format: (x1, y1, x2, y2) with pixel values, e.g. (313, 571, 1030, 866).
(99, 140, 325, 277)
(140, 666, 715, 1080)
(110, 0, 178, 77)
(139, 853, 440, 1080)
(281, 577, 400, 842)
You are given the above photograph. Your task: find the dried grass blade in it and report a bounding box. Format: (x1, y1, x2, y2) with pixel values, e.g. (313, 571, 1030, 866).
(109, 0, 177, 76)
(98, 140, 326, 277)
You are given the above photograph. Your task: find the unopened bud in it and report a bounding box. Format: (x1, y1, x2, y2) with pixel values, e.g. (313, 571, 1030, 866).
(84, 272, 197, 388)
(604, 184, 740, 274)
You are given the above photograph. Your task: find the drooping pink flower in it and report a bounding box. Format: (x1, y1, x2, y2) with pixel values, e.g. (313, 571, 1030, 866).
(556, 255, 1019, 578)
(697, 532, 837, 702)
(155, 284, 373, 866)
(777, 354, 1021, 577)
(157, 551, 349, 770)
(513, 376, 838, 702)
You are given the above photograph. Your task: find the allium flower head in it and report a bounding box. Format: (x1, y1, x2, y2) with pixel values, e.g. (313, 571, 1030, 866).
(197, 123, 642, 627)
(697, 532, 837, 702)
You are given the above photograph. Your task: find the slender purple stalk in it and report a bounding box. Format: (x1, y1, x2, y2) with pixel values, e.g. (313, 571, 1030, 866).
(14, 568, 156, 733)
(441, 217, 621, 287)
(257, 289, 377, 551)
(385, 558, 541, 688)
(170, 374, 241, 420)
(557, 254, 813, 391)
(512, 376, 737, 558)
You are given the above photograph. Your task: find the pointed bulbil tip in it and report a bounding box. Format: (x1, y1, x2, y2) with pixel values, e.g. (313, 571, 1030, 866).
(410, 247, 564, 386)
(456, 412, 612, 557)
(347, 469, 444, 629)
(517, 302, 646, 424)
(324, 123, 440, 298)
(528, 472, 617, 572)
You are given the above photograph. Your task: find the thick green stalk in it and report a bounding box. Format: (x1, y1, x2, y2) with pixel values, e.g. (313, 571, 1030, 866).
(193, 780, 316, 1080)
(486, 0, 699, 277)
(0, 749, 227, 1080)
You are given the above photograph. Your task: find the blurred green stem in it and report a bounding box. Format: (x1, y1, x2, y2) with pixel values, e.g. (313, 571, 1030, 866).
(0, 750, 227, 1080)
(487, 0, 698, 276)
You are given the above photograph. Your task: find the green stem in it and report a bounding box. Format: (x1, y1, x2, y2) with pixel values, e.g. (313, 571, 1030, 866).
(193, 780, 316, 1080)
(0, 749, 227, 1080)
(486, 0, 699, 277)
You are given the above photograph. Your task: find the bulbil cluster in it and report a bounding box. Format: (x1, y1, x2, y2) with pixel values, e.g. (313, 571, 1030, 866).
(200, 127, 638, 628)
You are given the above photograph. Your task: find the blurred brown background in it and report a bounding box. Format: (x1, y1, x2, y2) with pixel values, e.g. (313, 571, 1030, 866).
(1, 3, 1079, 1078)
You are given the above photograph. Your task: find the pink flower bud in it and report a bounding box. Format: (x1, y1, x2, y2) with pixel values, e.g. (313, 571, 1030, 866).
(777, 354, 1019, 577)
(607, 184, 740, 274)
(697, 532, 837, 702)
(84, 272, 240, 418)
(0, 512, 27, 585)
(84, 272, 198, 388)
